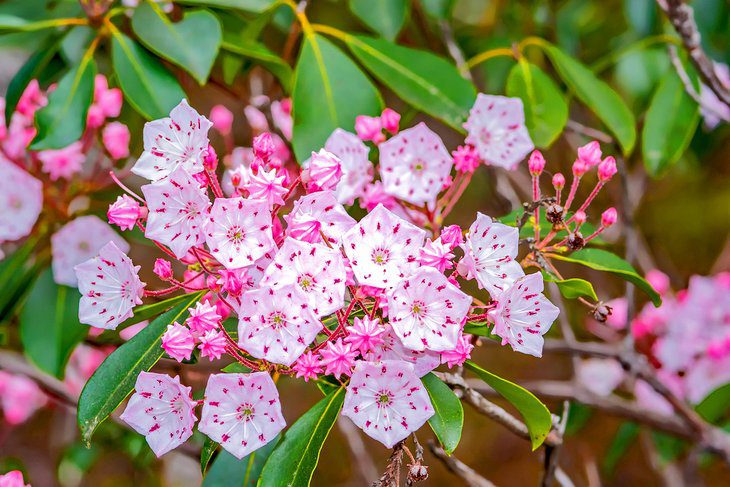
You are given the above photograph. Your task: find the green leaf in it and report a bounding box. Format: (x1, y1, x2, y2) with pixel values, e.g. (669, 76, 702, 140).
(641, 69, 699, 176)
(292, 33, 382, 162)
(77, 292, 203, 444)
(422, 373, 463, 454)
(506, 60, 568, 148)
(696, 383, 730, 423)
(0, 239, 47, 321)
(464, 361, 552, 450)
(259, 387, 345, 486)
(175, 0, 277, 13)
(542, 272, 598, 301)
(20, 270, 86, 379)
(549, 248, 661, 306)
(201, 437, 217, 474)
(420, 0, 455, 19)
(116, 292, 204, 332)
(221, 40, 292, 92)
(343, 34, 475, 132)
(60, 25, 94, 64)
(349, 0, 409, 41)
(203, 436, 280, 486)
(111, 31, 187, 120)
(30, 55, 95, 150)
(543, 44, 637, 155)
(132, 2, 222, 85)
(602, 422, 638, 474)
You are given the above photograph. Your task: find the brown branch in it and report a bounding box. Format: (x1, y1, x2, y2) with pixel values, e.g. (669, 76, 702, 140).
(427, 440, 496, 487)
(0, 350, 76, 407)
(373, 441, 406, 487)
(542, 401, 570, 487)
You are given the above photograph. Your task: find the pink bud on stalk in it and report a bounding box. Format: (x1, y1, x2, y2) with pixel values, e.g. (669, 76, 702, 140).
(161, 323, 195, 362)
(306, 149, 342, 192)
(552, 173, 566, 190)
(528, 150, 546, 176)
(209, 104, 234, 135)
(572, 159, 589, 177)
(153, 259, 173, 280)
(102, 122, 130, 160)
(354, 115, 384, 143)
(253, 132, 275, 162)
(380, 108, 400, 134)
(573, 210, 587, 226)
(452, 145, 480, 173)
(107, 195, 144, 231)
(577, 140, 602, 167)
(440, 225, 463, 249)
(601, 207, 618, 228)
(203, 144, 218, 171)
(598, 156, 617, 182)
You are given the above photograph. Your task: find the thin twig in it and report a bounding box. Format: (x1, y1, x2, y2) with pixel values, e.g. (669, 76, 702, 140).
(438, 19, 473, 81)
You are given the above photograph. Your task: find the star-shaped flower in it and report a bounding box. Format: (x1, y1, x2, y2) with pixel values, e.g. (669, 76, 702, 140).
(0, 156, 42, 243)
(324, 128, 372, 205)
(244, 167, 288, 209)
(364, 325, 440, 377)
(284, 191, 356, 246)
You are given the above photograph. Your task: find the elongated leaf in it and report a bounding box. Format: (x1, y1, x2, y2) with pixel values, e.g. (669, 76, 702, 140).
(642, 69, 699, 176)
(422, 373, 463, 454)
(111, 31, 186, 120)
(543, 44, 636, 155)
(464, 361, 552, 450)
(292, 33, 382, 162)
(31, 55, 95, 150)
(0, 238, 47, 321)
(420, 0, 455, 19)
(343, 34, 475, 131)
(132, 2, 222, 85)
(259, 387, 345, 486)
(201, 437, 217, 474)
(549, 248, 661, 306)
(60, 25, 94, 64)
(203, 435, 280, 486)
(221, 40, 292, 92)
(506, 60, 568, 148)
(349, 0, 409, 41)
(176, 0, 277, 13)
(20, 270, 86, 379)
(77, 292, 203, 444)
(542, 273, 598, 301)
(696, 384, 730, 423)
(117, 292, 204, 331)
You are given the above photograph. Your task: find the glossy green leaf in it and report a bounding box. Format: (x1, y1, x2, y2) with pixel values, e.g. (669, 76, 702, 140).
(117, 292, 204, 332)
(506, 60, 568, 148)
(464, 361, 552, 450)
(20, 270, 86, 379)
(201, 437, 217, 474)
(221, 40, 292, 92)
(292, 33, 382, 162)
(696, 383, 730, 423)
(543, 44, 636, 155)
(77, 292, 203, 444)
(344, 34, 475, 132)
(30, 55, 95, 150)
(111, 31, 187, 120)
(542, 272, 598, 301)
(422, 373, 463, 454)
(549, 248, 661, 306)
(203, 435, 280, 486)
(259, 387, 345, 486)
(132, 2, 222, 85)
(642, 69, 699, 176)
(420, 0, 455, 19)
(349, 0, 409, 41)
(176, 0, 277, 13)
(60, 25, 94, 64)
(0, 239, 47, 321)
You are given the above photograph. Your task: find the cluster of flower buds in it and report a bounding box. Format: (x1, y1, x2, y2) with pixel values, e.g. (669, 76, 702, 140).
(74, 93, 570, 459)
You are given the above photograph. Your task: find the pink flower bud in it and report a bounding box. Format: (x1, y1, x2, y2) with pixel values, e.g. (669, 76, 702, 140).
(102, 122, 130, 159)
(574, 210, 587, 224)
(253, 132, 275, 162)
(98, 87, 122, 119)
(645, 269, 670, 296)
(272, 214, 284, 242)
(354, 115, 383, 143)
(452, 144, 481, 173)
(107, 194, 142, 231)
(601, 207, 617, 227)
(153, 258, 173, 280)
(86, 105, 105, 129)
(528, 150, 546, 176)
(380, 108, 400, 134)
(209, 104, 234, 135)
(192, 171, 209, 188)
(552, 172, 566, 190)
(572, 159, 589, 177)
(288, 212, 322, 243)
(203, 144, 218, 171)
(161, 323, 195, 362)
(217, 269, 246, 296)
(577, 140, 602, 167)
(244, 105, 269, 132)
(440, 225, 463, 249)
(306, 149, 342, 192)
(598, 156, 617, 182)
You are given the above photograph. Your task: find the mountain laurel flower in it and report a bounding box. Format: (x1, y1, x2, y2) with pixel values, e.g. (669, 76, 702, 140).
(598, 156, 617, 182)
(217, 268, 249, 296)
(198, 330, 227, 361)
(305, 149, 343, 192)
(244, 167, 288, 209)
(441, 334, 474, 368)
(102, 122, 131, 160)
(203, 144, 218, 171)
(37, 141, 85, 181)
(319, 338, 359, 377)
(292, 351, 323, 382)
(285, 191, 356, 246)
(359, 180, 399, 212)
(132, 99, 212, 181)
(244, 105, 270, 133)
(528, 150, 546, 176)
(75, 241, 145, 329)
(552, 173, 566, 190)
(452, 144, 481, 173)
(345, 316, 386, 354)
(153, 258, 173, 281)
(162, 323, 196, 362)
(198, 373, 286, 459)
(120, 372, 197, 457)
(324, 128, 373, 205)
(354, 115, 383, 143)
(380, 108, 401, 134)
(108, 194, 143, 231)
(186, 300, 222, 335)
(0, 371, 47, 425)
(94, 74, 123, 118)
(419, 238, 455, 273)
(440, 225, 464, 249)
(577, 140, 602, 167)
(364, 325, 441, 377)
(209, 104, 234, 135)
(0, 470, 30, 487)
(342, 360, 434, 448)
(601, 207, 618, 227)
(0, 157, 43, 243)
(253, 132, 275, 163)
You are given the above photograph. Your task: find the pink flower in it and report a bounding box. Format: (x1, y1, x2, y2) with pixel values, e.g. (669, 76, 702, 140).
(162, 322, 195, 362)
(37, 141, 85, 180)
(380, 108, 400, 134)
(572, 159, 589, 177)
(345, 316, 386, 354)
(209, 104, 234, 135)
(601, 208, 617, 227)
(0, 470, 30, 487)
(198, 330, 227, 361)
(0, 371, 47, 425)
(237, 284, 323, 365)
(700, 62, 730, 128)
(16, 80, 46, 117)
(464, 94, 534, 170)
(342, 204, 426, 289)
(439, 225, 463, 249)
(342, 360, 434, 448)
(359, 181, 399, 212)
(324, 128, 373, 205)
(244, 105, 269, 132)
(646, 269, 671, 296)
(2, 113, 35, 160)
(108, 194, 143, 231)
(598, 156, 617, 182)
(441, 334, 474, 368)
(261, 237, 347, 317)
(132, 100, 212, 181)
(452, 144, 480, 173)
(0, 157, 42, 242)
(153, 258, 173, 280)
(577, 141, 602, 167)
(365, 325, 441, 377)
(244, 167, 288, 209)
(354, 115, 383, 143)
(120, 320, 148, 341)
(51, 215, 129, 287)
(285, 191, 356, 246)
(75, 241, 145, 329)
(305, 149, 342, 192)
(528, 150, 546, 176)
(64, 344, 108, 395)
(217, 268, 248, 296)
(388, 267, 471, 351)
(552, 173, 565, 190)
(198, 372, 286, 459)
(292, 351, 323, 382)
(271, 98, 293, 140)
(222, 156, 253, 197)
(379, 122, 453, 207)
(635, 372, 685, 416)
(93, 75, 122, 118)
(603, 297, 628, 330)
(419, 238, 455, 273)
(576, 358, 624, 397)
(204, 197, 275, 269)
(319, 338, 358, 377)
(186, 300, 221, 335)
(120, 372, 197, 457)
(491, 273, 559, 357)
(458, 212, 524, 296)
(142, 166, 211, 258)
(103, 122, 131, 159)
(253, 132, 275, 162)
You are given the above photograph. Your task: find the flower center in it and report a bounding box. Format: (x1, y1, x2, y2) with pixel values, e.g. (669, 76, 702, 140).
(376, 390, 393, 407)
(267, 311, 286, 328)
(298, 273, 315, 292)
(412, 158, 426, 172)
(411, 300, 426, 318)
(78, 241, 90, 252)
(371, 247, 390, 266)
(227, 226, 245, 243)
(185, 202, 200, 217)
(236, 403, 255, 421)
